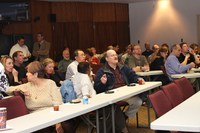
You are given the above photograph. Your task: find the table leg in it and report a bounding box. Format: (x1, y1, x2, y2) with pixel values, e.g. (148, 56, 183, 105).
(111, 104, 115, 133)
(96, 110, 99, 133)
(103, 108, 106, 133)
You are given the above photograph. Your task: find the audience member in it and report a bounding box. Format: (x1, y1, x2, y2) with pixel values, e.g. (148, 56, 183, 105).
(0, 62, 9, 98)
(58, 49, 72, 73)
(65, 49, 85, 80)
(9, 36, 31, 64)
(190, 43, 199, 55)
(12, 51, 27, 82)
(72, 62, 96, 98)
(73, 62, 128, 133)
(142, 42, 153, 58)
(148, 44, 160, 64)
(42, 58, 64, 87)
(121, 44, 132, 64)
(1, 56, 20, 86)
(32, 32, 50, 61)
(178, 42, 200, 65)
(165, 44, 195, 81)
(94, 49, 143, 120)
(150, 47, 170, 85)
(6, 61, 75, 133)
(150, 47, 168, 70)
(125, 44, 149, 72)
(85, 48, 100, 65)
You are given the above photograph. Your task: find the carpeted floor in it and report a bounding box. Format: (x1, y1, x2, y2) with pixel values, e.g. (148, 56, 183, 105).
(76, 105, 156, 133)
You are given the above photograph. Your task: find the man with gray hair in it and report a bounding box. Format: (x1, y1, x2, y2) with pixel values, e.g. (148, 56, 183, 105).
(165, 44, 195, 81)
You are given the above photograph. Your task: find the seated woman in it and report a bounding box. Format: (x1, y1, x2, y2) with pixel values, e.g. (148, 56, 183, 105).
(72, 62, 129, 133)
(1, 56, 20, 86)
(6, 61, 75, 133)
(42, 58, 64, 87)
(0, 62, 9, 98)
(150, 46, 170, 85)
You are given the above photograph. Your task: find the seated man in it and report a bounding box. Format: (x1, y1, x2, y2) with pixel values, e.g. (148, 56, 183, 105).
(125, 44, 149, 72)
(58, 49, 72, 73)
(178, 42, 200, 65)
(65, 49, 85, 80)
(94, 49, 144, 120)
(165, 44, 195, 81)
(73, 62, 129, 133)
(12, 51, 27, 83)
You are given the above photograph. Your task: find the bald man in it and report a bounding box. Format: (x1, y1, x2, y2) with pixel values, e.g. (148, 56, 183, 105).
(94, 49, 144, 120)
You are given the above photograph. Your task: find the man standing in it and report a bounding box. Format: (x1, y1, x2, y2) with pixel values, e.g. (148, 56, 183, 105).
(9, 36, 31, 63)
(32, 32, 50, 61)
(65, 49, 85, 80)
(165, 44, 195, 81)
(94, 49, 144, 120)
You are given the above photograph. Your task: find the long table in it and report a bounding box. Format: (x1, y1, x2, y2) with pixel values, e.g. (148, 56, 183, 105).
(151, 92, 200, 132)
(3, 82, 162, 133)
(136, 70, 163, 77)
(171, 72, 200, 79)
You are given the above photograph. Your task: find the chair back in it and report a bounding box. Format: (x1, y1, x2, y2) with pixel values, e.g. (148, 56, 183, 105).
(148, 90, 173, 118)
(0, 96, 29, 120)
(173, 77, 195, 100)
(91, 64, 103, 74)
(13, 90, 25, 101)
(162, 83, 184, 107)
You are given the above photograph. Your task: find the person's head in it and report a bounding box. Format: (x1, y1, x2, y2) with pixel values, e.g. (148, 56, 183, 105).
(90, 47, 96, 55)
(42, 58, 55, 75)
(171, 44, 181, 57)
(144, 42, 151, 50)
(132, 44, 142, 55)
(113, 45, 119, 52)
(85, 49, 93, 62)
(12, 51, 24, 65)
(158, 46, 168, 58)
(73, 49, 85, 62)
(152, 44, 160, 53)
(190, 43, 199, 54)
(78, 62, 91, 76)
(126, 44, 132, 54)
(105, 49, 118, 66)
(17, 36, 25, 46)
(36, 32, 44, 43)
(62, 49, 70, 60)
(26, 61, 44, 82)
(1, 56, 14, 73)
(179, 42, 189, 54)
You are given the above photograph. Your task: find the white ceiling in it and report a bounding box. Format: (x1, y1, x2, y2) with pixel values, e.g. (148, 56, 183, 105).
(41, 0, 152, 3)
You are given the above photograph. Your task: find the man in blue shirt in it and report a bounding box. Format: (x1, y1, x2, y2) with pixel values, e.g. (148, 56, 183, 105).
(165, 44, 195, 81)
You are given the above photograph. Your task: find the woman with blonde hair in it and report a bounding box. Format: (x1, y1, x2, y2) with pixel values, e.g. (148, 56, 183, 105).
(42, 58, 64, 86)
(1, 56, 20, 86)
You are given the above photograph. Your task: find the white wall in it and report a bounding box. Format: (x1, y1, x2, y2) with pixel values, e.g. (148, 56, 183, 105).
(129, 0, 200, 49)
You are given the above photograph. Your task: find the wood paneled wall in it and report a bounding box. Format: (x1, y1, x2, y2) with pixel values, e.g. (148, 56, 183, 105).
(2, 0, 130, 60)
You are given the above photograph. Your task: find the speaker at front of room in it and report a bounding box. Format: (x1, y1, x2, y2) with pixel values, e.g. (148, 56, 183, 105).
(49, 14, 56, 23)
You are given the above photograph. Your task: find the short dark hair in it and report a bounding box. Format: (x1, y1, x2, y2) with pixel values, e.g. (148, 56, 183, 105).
(78, 62, 90, 74)
(12, 51, 23, 61)
(179, 42, 187, 48)
(73, 49, 82, 60)
(17, 36, 24, 41)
